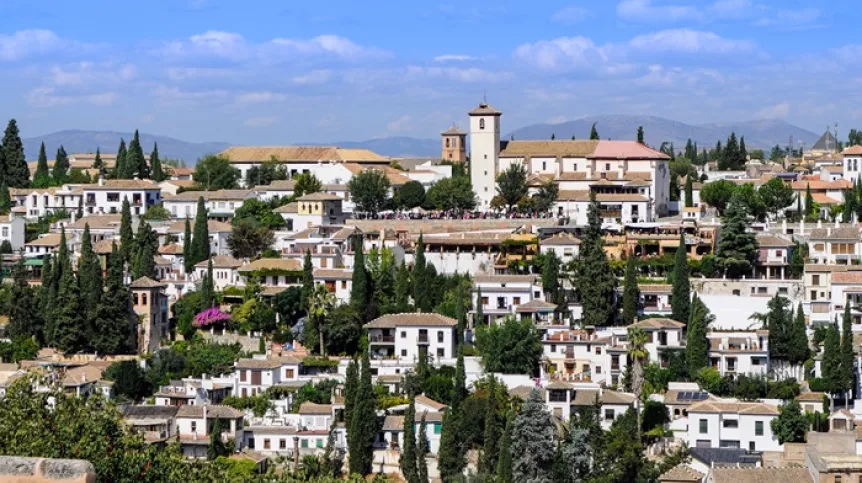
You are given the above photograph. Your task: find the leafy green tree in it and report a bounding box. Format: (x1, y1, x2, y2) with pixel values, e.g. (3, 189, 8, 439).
(735, 183, 767, 222)
(579, 191, 617, 326)
(400, 397, 419, 483)
(476, 316, 542, 374)
(637, 126, 644, 144)
(496, 410, 514, 483)
(496, 163, 528, 212)
(150, 142, 165, 182)
(686, 294, 712, 378)
(590, 122, 599, 140)
(533, 179, 559, 214)
(2, 119, 29, 187)
(52, 146, 69, 184)
(294, 172, 322, 196)
(348, 169, 390, 215)
(716, 193, 758, 278)
(191, 197, 210, 265)
(671, 232, 691, 324)
(194, 155, 240, 190)
(347, 350, 377, 475)
(227, 218, 273, 258)
(771, 399, 809, 444)
(425, 176, 477, 212)
(759, 177, 795, 219)
(479, 377, 503, 474)
(182, 218, 193, 273)
(33, 142, 51, 188)
(104, 360, 151, 402)
(621, 255, 639, 325)
(805, 183, 816, 219)
(511, 389, 556, 482)
(398, 180, 425, 209)
(700, 179, 736, 214)
(244, 159, 287, 187)
(542, 251, 562, 306)
(207, 418, 228, 460)
(0, 181, 10, 213)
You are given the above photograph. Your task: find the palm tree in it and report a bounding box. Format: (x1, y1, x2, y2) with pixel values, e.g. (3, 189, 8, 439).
(627, 326, 649, 436)
(308, 284, 336, 356)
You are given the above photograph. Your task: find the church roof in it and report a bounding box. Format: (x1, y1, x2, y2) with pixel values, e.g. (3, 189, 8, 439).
(468, 102, 502, 116)
(811, 130, 839, 152)
(441, 124, 466, 136)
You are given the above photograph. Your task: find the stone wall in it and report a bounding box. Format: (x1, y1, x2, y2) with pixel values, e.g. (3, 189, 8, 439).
(0, 457, 95, 483)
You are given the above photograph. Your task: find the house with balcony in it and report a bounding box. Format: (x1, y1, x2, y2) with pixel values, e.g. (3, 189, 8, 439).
(81, 179, 162, 216)
(686, 401, 781, 452)
(278, 227, 348, 269)
(623, 223, 717, 260)
(175, 404, 245, 458)
(23, 233, 61, 258)
(471, 274, 543, 325)
(194, 256, 243, 290)
(365, 313, 458, 364)
(754, 234, 795, 280)
(827, 270, 862, 325)
(804, 264, 853, 324)
(237, 258, 303, 295)
(154, 377, 232, 407)
(629, 318, 685, 366)
(808, 226, 862, 265)
(120, 405, 179, 444)
(707, 331, 770, 377)
(280, 193, 348, 231)
(313, 268, 353, 304)
(515, 382, 635, 430)
(12, 186, 81, 220)
(539, 232, 581, 264)
(168, 219, 233, 257)
(162, 189, 256, 221)
(541, 329, 626, 387)
(637, 284, 672, 318)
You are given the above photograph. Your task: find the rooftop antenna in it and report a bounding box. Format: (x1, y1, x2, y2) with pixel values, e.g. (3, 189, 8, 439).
(483, 90, 487, 104)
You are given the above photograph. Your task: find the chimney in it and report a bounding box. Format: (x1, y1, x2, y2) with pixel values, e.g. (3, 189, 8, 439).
(98, 176, 105, 187)
(817, 219, 822, 228)
(836, 218, 840, 228)
(827, 227, 832, 237)
(781, 219, 787, 233)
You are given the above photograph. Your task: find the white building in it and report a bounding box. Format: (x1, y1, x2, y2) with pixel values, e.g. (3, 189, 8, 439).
(366, 313, 458, 364)
(686, 401, 782, 452)
(168, 219, 233, 257)
(472, 274, 543, 324)
(175, 405, 245, 458)
(541, 329, 627, 387)
(539, 232, 581, 265)
(313, 268, 353, 304)
(0, 214, 25, 251)
(521, 383, 636, 430)
(468, 102, 502, 209)
(628, 318, 685, 366)
(234, 355, 303, 398)
(707, 331, 770, 377)
(194, 256, 243, 291)
(380, 410, 445, 454)
(808, 226, 861, 265)
(162, 189, 256, 219)
(24, 232, 61, 258)
(842, 145, 862, 183)
(81, 179, 162, 216)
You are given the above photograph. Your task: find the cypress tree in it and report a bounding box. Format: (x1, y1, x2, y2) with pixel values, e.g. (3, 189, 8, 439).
(182, 218, 193, 274)
(344, 357, 358, 429)
(672, 232, 691, 324)
(480, 377, 502, 474)
(92, 243, 131, 355)
(788, 302, 809, 366)
(496, 410, 514, 483)
(191, 197, 210, 265)
(207, 418, 227, 460)
(739, 136, 747, 161)
(823, 322, 842, 400)
(841, 304, 854, 397)
(413, 234, 427, 311)
(0, 181, 10, 213)
(542, 251, 561, 305)
(590, 122, 599, 140)
(133, 237, 156, 279)
(475, 287, 484, 326)
(348, 350, 376, 475)
(200, 257, 214, 311)
(126, 129, 147, 179)
(92, 147, 103, 171)
(53, 229, 86, 353)
(400, 396, 419, 483)
(350, 236, 369, 314)
(716, 193, 759, 278)
(150, 142, 164, 182)
(621, 255, 639, 325)
(684, 175, 694, 208)
(301, 250, 313, 311)
(579, 191, 617, 326)
(8, 257, 39, 340)
(394, 261, 410, 310)
(805, 184, 815, 219)
(40, 255, 56, 344)
(637, 126, 644, 144)
(685, 293, 711, 378)
(113, 138, 127, 179)
(78, 224, 103, 323)
(437, 404, 466, 480)
(453, 350, 467, 411)
(510, 390, 556, 482)
(51, 146, 68, 184)
(120, 199, 134, 264)
(33, 142, 51, 188)
(455, 280, 466, 345)
(2, 119, 29, 187)
(417, 412, 429, 483)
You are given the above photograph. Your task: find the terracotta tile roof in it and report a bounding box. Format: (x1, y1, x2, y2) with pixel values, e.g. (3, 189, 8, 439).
(638, 284, 672, 294)
(162, 189, 254, 202)
(84, 179, 160, 190)
(153, 256, 172, 266)
(66, 215, 122, 230)
(235, 358, 281, 370)
(238, 258, 302, 273)
(62, 365, 106, 387)
(159, 243, 184, 255)
(557, 190, 649, 202)
(468, 102, 502, 116)
(687, 400, 779, 416)
(809, 227, 860, 240)
(130, 276, 166, 289)
(556, 172, 587, 181)
(541, 232, 581, 246)
(176, 405, 244, 419)
(348, 218, 558, 235)
(474, 274, 538, 284)
(844, 145, 862, 155)
(313, 268, 353, 280)
(220, 146, 388, 163)
(515, 299, 557, 312)
(798, 392, 825, 401)
(804, 263, 849, 272)
(441, 124, 466, 135)
(707, 466, 810, 483)
(161, 179, 198, 188)
(331, 226, 357, 240)
(509, 385, 546, 400)
(500, 140, 598, 158)
(26, 233, 61, 247)
(274, 201, 299, 214)
(791, 179, 852, 190)
(415, 394, 447, 411)
(382, 412, 445, 431)
(298, 402, 332, 415)
(832, 272, 862, 284)
(195, 255, 243, 269)
(545, 330, 590, 342)
(93, 239, 117, 254)
(342, 163, 410, 185)
(631, 318, 684, 330)
(298, 192, 341, 202)
(592, 140, 671, 160)
(364, 313, 458, 329)
(658, 464, 704, 482)
(167, 219, 232, 233)
(755, 234, 794, 247)
(262, 180, 296, 191)
(812, 193, 841, 205)
(600, 390, 637, 405)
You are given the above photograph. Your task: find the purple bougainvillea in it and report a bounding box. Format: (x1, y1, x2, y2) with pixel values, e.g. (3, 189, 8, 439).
(193, 307, 231, 327)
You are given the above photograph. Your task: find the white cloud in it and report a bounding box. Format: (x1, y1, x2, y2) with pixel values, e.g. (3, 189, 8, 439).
(628, 29, 754, 54)
(0, 29, 93, 61)
(404, 66, 506, 83)
(617, 0, 702, 22)
(292, 70, 333, 85)
(433, 54, 476, 63)
(269, 34, 388, 60)
(244, 116, 278, 127)
(754, 8, 821, 28)
(26, 86, 118, 108)
(49, 62, 136, 86)
(235, 91, 287, 104)
(153, 85, 229, 105)
(513, 36, 609, 71)
(552, 6, 592, 23)
(754, 102, 790, 120)
(386, 115, 412, 133)
(166, 66, 239, 81)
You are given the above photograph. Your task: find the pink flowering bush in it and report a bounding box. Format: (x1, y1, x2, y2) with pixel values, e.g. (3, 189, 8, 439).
(193, 307, 231, 328)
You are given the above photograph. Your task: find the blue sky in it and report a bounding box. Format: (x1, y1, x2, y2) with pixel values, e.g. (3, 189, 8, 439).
(0, 0, 859, 144)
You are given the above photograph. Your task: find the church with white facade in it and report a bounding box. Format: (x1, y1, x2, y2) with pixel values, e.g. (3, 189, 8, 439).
(465, 102, 672, 225)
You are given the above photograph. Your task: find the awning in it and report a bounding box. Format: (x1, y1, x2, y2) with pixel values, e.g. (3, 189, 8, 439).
(24, 259, 43, 267)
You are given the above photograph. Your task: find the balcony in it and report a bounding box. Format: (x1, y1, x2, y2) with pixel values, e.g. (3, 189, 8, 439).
(369, 335, 395, 344)
(417, 334, 429, 344)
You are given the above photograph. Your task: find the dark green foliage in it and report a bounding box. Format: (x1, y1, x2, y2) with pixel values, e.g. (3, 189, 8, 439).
(788, 302, 810, 365)
(542, 251, 562, 306)
(93, 148, 105, 179)
(301, 250, 313, 311)
(511, 390, 556, 482)
(717, 193, 758, 278)
(288, 380, 339, 412)
(805, 184, 816, 219)
(232, 198, 285, 230)
(344, 357, 358, 429)
(437, 404, 466, 481)
(7, 258, 40, 340)
(273, 285, 303, 327)
(191, 197, 210, 265)
(200, 257, 214, 311)
(479, 377, 503, 474)
(132, 226, 157, 280)
(193, 155, 240, 190)
(822, 323, 843, 395)
(417, 412, 429, 483)
(207, 418, 228, 460)
(495, 163, 528, 212)
(51, 146, 69, 184)
(245, 160, 288, 187)
(150, 143, 164, 182)
(182, 218, 193, 273)
(293, 172, 321, 196)
(475, 316, 542, 375)
(400, 397, 419, 483)
(394, 261, 411, 311)
(125, 130, 148, 179)
(641, 400, 670, 434)
(790, 242, 807, 278)
(33, 142, 51, 188)
(590, 122, 599, 140)
(621, 256, 639, 324)
(596, 409, 654, 482)
(0, 181, 10, 213)
(700, 179, 736, 214)
(841, 304, 854, 394)
(347, 350, 376, 475)
(398, 180, 425, 209)
(348, 169, 390, 215)
(671, 233, 690, 324)
(350, 237, 370, 317)
(2, 120, 29, 187)
(226, 218, 274, 258)
(496, 411, 514, 483)
(113, 138, 127, 179)
(718, 131, 745, 171)
(92, 243, 132, 355)
(686, 294, 711, 378)
(78, 224, 103, 322)
(323, 304, 362, 356)
(424, 176, 477, 212)
(637, 126, 644, 144)
(684, 175, 693, 207)
(533, 179, 559, 214)
(771, 399, 809, 444)
(119, 199, 133, 263)
(759, 177, 795, 218)
(53, 229, 88, 353)
(104, 360, 151, 402)
(413, 234, 429, 311)
(579, 191, 617, 326)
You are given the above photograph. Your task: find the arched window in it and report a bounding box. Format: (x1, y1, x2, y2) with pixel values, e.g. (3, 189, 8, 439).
(445, 138, 450, 148)
(479, 119, 485, 130)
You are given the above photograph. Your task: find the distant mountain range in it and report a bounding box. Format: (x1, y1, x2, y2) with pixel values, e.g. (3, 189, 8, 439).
(506, 115, 821, 152)
(24, 117, 824, 164)
(22, 130, 230, 164)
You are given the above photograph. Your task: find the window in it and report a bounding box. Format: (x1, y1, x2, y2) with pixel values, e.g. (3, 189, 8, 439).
(723, 420, 739, 428)
(605, 163, 611, 171)
(542, 161, 547, 171)
(240, 370, 247, 382)
(513, 297, 521, 305)
(479, 119, 485, 130)
(316, 439, 324, 448)
(774, 250, 782, 257)
(437, 331, 444, 343)
(401, 331, 407, 339)
(301, 439, 308, 448)
(285, 369, 294, 378)
(191, 421, 197, 433)
(133, 293, 139, 305)
(604, 409, 615, 421)
(595, 366, 601, 374)
(434, 423, 442, 434)
(596, 347, 602, 355)
(551, 344, 557, 352)
(437, 348, 445, 358)
(142, 293, 148, 306)
(264, 439, 271, 449)
(401, 349, 407, 357)
(446, 138, 450, 148)
(755, 421, 764, 436)
(341, 281, 347, 289)
(699, 420, 708, 434)
(280, 439, 287, 449)
(1, 227, 7, 237)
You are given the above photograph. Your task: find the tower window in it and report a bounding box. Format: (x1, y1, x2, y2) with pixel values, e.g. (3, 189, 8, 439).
(479, 119, 485, 130)
(445, 138, 450, 148)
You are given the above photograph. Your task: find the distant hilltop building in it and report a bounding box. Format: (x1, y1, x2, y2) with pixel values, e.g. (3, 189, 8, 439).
(809, 128, 839, 156)
(464, 101, 671, 219)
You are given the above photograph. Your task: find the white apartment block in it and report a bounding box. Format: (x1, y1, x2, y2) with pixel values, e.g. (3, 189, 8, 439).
(686, 401, 782, 452)
(0, 215, 25, 251)
(365, 313, 458, 364)
(541, 329, 627, 387)
(380, 410, 445, 454)
(233, 356, 302, 398)
(168, 219, 232, 257)
(539, 232, 581, 264)
(808, 226, 862, 265)
(175, 405, 245, 458)
(528, 382, 635, 430)
(194, 256, 243, 290)
(162, 189, 256, 219)
(313, 268, 353, 304)
(471, 274, 543, 325)
(629, 318, 685, 366)
(707, 331, 770, 377)
(81, 179, 162, 216)
(804, 264, 851, 324)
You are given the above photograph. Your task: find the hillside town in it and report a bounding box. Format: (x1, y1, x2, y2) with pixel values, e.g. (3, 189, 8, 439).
(1, 101, 862, 483)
